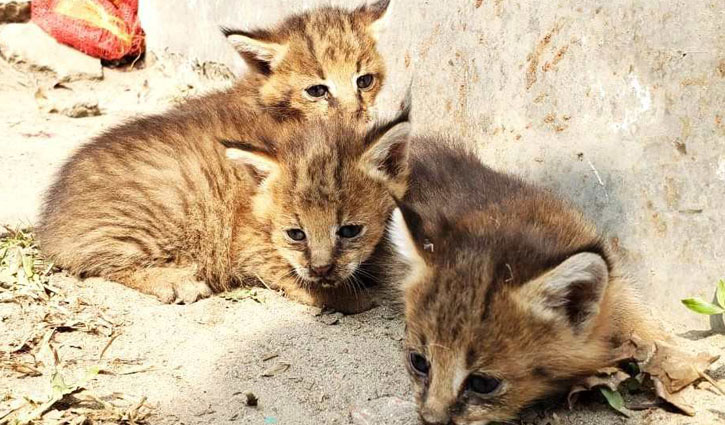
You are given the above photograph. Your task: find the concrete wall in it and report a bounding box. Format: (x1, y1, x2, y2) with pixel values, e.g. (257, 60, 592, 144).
(139, 0, 725, 327)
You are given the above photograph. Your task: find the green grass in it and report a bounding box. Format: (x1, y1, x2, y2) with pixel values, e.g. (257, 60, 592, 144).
(681, 279, 725, 316)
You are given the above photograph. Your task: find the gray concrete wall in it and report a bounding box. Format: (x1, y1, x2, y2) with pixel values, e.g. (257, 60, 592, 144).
(139, 0, 725, 327)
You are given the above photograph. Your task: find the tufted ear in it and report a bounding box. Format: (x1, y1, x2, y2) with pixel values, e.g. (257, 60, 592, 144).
(389, 201, 429, 290)
(222, 27, 288, 74)
(517, 252, 609, 332)
(220, 139, 279, 183)
(358, 105, 411, 199)
(358, 0, 392, 40)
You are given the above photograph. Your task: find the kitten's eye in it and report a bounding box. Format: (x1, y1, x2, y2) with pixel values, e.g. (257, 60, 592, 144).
(286, 228, 306, 241)
(466, 374, 501, 395)
(338, 225, 363, 239)
(356, 74, 374, 90)
(408, 352, 429, 376)
(305, 85, 328, 98)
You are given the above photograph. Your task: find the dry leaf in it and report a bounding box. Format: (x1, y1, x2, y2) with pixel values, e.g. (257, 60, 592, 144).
(568, 367, 630, 409)
(653, 377, 695, 416)
(567, 335, 719, 417)
(637, 340, 719, 393)
(261, 362, 290, 377)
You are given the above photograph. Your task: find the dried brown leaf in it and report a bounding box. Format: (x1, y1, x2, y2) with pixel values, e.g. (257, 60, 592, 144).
(653, 377, 695, 416)
(261, 362, 290, 377)
(9, 361, 42, 377)
(631, 337, 719, 393)
(568, 367, 631, 409)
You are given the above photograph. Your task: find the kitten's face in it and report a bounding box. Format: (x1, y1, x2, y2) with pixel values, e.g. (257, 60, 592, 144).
(225, 1, 390, 120)
(403, 265, 558, 425)
(226, 111, 410, 290)
(390, 209, 611, 425)
(267, 164, 393, 287)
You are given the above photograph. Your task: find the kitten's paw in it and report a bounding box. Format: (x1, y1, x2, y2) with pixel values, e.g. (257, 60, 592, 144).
(150, 279, 212, 304)
(172, 279, 213, 304)
(113, 266, 212, 304)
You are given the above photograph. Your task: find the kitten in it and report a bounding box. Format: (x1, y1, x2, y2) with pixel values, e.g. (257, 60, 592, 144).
(219, 0, 391, 121)
(389, 139, 663, 424)
(37, 104, 411, 313)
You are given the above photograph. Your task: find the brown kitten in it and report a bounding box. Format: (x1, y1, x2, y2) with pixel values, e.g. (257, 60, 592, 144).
(220, 0, 390, 121)
(37, 102, 411, 313)
(389, 139, 664, 424)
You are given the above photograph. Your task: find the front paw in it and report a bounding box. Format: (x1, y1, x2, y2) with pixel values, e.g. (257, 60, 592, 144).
(152, 278, 212, 304)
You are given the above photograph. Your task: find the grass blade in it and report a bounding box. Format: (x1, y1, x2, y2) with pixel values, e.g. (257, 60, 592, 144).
(717, 279, 725, 310)
(681, 298, 725, 315)
(599, 387, 630, 417)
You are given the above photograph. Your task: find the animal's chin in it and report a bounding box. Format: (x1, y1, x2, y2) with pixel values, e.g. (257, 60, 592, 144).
(294, 270, 356, 290)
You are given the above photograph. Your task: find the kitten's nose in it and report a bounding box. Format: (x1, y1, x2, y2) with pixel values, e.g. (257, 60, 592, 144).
(420, 407, 451, 425)
(310, 264, 333, 277)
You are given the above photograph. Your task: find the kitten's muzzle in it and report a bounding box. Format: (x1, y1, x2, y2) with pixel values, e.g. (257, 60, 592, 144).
(310, 264, 334, 278)
(420, 417, 456, 425)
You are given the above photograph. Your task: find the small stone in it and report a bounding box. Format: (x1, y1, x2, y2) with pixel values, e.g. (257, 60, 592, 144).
(320, 312, 344, 326)
(0, 23, 103, 82)
(0, 1, 30, 23)
(244, 391, 258, 407)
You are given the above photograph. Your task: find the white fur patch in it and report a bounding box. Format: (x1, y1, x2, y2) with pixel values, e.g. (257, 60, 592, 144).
(226, 35, 288, 69)
(515, 252, 608, 328)
(389, 208, 427, 290)
(389, 208, 418, 264)
(225, 148, 278, 174)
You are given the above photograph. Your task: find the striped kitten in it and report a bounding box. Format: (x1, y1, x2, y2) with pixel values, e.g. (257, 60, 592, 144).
(221, 0, 391, 121)
(37, 103, 410, 313)
(390, 140, 663, 424)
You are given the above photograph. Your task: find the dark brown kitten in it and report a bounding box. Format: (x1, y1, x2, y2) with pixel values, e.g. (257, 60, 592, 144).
(390, 139, 664, 424)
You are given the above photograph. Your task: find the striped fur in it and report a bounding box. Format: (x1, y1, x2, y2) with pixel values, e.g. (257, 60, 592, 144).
(37, 103, 411, 313)
(222, 0, 390, 121)
(391, 139, 664, 424)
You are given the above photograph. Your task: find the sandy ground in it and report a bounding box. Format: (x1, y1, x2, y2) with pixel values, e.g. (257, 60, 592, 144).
(1, 57, 724, 424)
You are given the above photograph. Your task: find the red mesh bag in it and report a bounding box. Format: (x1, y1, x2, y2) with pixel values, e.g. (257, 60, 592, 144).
(32, 0, 144, 60)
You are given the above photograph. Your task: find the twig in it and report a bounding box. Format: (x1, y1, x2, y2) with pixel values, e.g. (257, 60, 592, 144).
(698, 370, 725, 396)
(99, 333, 120, 360)
(585, 157, 610, 202)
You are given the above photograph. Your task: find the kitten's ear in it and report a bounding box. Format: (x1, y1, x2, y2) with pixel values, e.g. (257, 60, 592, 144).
(517, 252, 609, 333)
(222, 28, 288, 74)
(221, 140, 279, 182)
(389, 201, 429, 289)
(359, 106, 411, 198)
(358, 0, 392, 40)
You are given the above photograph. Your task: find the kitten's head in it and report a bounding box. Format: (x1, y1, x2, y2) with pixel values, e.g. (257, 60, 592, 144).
(224, 107, 410, 290)
(223, 0, 391, 120)
(389, 204, 612, 424)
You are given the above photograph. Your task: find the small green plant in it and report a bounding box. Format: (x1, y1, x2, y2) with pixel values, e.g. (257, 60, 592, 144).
(681, 279, 725, 315)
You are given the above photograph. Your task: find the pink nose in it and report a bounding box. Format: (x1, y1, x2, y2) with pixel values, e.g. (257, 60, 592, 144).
(311, 264, 333, 277)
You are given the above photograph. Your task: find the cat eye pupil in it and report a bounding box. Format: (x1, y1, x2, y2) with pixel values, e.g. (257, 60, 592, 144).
(338, 225, 363, 238)
(286, 229, 306, 241)
(305, 85, 328, 98)
(409, 352, 429, 376)
(356, 74, 374, 89)
(466, 374, 501, 394)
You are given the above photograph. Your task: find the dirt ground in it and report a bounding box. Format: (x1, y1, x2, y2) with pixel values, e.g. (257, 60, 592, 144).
(1, 58, 724, 425)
